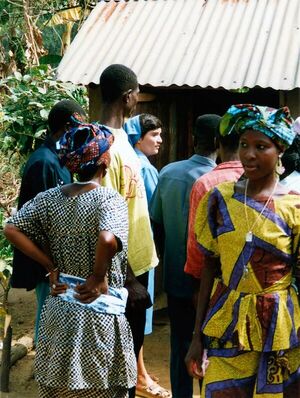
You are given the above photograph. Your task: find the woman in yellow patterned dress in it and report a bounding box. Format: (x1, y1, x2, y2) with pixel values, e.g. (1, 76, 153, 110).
(185, 104, 300, 397)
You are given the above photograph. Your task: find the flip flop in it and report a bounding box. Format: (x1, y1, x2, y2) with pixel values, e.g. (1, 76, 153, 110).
(136, 383, 172, 398)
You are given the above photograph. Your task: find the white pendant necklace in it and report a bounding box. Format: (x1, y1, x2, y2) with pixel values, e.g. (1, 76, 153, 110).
(244, 178, 279, 242)
(75, 180, 100, 186)
(242, 178, 279, 276)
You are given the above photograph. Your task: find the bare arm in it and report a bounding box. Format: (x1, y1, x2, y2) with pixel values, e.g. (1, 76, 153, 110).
(4, 224, 54, 272)
(74, 230, 119, 303)
(124, 263, 152, 311)
(185, 256, 219, 378)
(4, 223, 66, 293)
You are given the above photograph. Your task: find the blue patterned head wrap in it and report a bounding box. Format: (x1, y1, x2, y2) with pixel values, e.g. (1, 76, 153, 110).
(59, 114, 114, 174)
(220, 104, 295, 148)
(123, 115, 141, 147)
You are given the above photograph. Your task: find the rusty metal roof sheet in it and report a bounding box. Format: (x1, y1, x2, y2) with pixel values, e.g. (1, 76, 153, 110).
(57, 0, 300, 90)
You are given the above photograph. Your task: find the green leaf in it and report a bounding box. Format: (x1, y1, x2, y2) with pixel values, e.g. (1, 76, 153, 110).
(28, 101, 44, 108)
(0, 260, 12, 276)
(13, 71, 22, 81)
(34, 128, 47, 138)
(39, 109, 49, 119)
(38, 87, 47, 95)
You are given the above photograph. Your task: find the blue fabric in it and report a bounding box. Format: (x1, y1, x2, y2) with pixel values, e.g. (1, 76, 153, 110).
(35, 281, 50, 343)
(58, 273, 128, 315)
(135, 149, 158, 334)
(124, 116, 142, 146)
(59, 118, 113, 174)
(144, 268, 155, 335)
(135, 149, 159, 205)
(220, 104, 295, 148)
(150, 155, 216, 298)
(281, 171, 300, 192)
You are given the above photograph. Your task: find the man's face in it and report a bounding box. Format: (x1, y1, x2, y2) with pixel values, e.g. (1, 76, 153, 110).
(125, 86, 140, 117)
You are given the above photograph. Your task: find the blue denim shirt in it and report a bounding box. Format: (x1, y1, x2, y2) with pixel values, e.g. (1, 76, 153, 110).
(150, 155, 216, 298)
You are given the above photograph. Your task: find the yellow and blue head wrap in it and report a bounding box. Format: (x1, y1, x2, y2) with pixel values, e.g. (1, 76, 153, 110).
(220, 104, 295, 149)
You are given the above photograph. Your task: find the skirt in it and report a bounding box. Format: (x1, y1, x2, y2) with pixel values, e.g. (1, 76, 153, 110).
(202, 345, 300, 397)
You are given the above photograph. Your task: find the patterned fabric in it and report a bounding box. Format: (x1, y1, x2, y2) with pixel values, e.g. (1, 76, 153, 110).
(59, 116, 114, 173)
(195, 181, 300, 396)
(123, 115, 141, 146)
(58, 273, 128, 315)
(185, 161, 244, 279)
(220, 104, 295, 148)
(12, 135, 72, 290)
(7, 186, 137, 395)
(38, 383, 128, 398)
(202, 346, 300, 397)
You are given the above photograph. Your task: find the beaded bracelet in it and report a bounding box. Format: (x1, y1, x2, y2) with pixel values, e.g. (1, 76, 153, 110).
(45, 268, 58, 277)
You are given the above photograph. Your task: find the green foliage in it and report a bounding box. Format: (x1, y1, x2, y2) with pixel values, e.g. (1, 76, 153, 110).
(0, 65, 88, 155)
(0, 208, 12, 335)
(0, 0, 96, 69)
(0, 209, 12, 261)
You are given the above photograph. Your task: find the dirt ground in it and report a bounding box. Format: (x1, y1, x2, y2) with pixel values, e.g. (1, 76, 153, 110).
(1, 289, 200, 398)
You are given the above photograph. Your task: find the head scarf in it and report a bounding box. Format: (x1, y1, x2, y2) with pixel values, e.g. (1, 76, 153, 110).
(123, 115, 141, 147)
(219, 104, 295, 148)
(59, 114, 114, 174)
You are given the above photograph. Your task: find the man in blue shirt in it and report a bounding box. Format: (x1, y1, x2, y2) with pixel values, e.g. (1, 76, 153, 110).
(150, 114, 220, 398)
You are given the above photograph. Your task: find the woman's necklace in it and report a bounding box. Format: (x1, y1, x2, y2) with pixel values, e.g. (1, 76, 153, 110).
(242, 178, 279, 277)
(75, 180, 100, 186)
(244, 178, 279, 243)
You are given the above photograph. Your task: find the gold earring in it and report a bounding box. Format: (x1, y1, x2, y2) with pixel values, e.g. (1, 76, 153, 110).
(276, 155, 285, 176)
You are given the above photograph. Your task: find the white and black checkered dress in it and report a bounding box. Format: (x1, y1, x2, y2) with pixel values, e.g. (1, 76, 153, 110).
(9, 186, 137, 398)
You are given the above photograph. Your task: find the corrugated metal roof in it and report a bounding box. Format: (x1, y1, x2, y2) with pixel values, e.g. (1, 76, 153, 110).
(57, 0, 300, 90)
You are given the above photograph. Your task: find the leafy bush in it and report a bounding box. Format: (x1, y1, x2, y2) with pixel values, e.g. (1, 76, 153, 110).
(0, 209, 12, 260)
(0, 64, 88, 155)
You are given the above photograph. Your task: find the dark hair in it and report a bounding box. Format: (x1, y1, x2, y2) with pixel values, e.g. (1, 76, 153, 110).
(193, 114, 221, 154)
(77, 164, 102, 182)
(139, 114, 162, 138)
(48, 99, 86, 135)
(217, 131, 240, 152)
(281, 135, 300, 177)
(100, 64, 138, 103)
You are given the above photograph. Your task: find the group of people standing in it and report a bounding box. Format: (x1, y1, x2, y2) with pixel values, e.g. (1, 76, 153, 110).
(4, 63, 300, 398)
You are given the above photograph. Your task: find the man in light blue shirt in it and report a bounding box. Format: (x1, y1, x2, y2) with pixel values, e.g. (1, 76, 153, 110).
(150, 114, 220, 398)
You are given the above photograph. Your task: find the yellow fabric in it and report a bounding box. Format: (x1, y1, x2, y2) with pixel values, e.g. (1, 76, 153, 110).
(202, 347, 300, 397)
(102, 128, 158, 276)
(195, 181, 300, 352)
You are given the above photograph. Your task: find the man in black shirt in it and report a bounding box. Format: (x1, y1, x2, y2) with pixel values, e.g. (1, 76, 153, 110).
(11, 99, 86, 341)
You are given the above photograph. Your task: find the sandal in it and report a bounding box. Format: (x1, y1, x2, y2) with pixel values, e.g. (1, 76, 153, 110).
(136, 383, 172, 398)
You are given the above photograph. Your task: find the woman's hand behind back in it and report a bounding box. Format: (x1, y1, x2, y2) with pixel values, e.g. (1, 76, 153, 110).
(74, 274, 108, 303)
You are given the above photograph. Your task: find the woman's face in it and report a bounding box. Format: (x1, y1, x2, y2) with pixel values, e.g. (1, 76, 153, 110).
(136, 128, 163, 157)
(239, 129, 282, 180)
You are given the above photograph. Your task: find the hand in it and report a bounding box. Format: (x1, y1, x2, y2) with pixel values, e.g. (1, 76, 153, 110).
(49, 269, 68, 296)
(125, 277, 152, 312)
(185, 335, 204, 379)
(74, 274, 108, 304)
